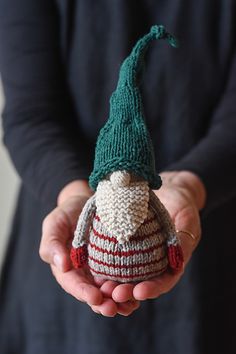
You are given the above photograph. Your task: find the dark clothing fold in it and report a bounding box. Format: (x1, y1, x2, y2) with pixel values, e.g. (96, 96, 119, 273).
(0, 1, 236, 353)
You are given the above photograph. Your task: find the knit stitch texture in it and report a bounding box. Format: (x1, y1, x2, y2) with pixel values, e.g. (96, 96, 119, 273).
(70, 25, 183, 282)
(89, 25, 178, 191)
(96, 173, 149, 244)
(71, 187, 182, 282)
(87, 208, 168, 282)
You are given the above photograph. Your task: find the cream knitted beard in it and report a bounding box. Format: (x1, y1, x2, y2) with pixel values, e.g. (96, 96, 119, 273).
(95, 179, 149, 244)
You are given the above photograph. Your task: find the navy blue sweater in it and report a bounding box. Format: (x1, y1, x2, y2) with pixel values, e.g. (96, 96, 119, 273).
(0, 1, 236, 354)
(0, 0, 236, 211)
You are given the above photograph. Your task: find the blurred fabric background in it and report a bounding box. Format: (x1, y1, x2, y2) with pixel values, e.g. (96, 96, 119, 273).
(0, 79, 19, 271)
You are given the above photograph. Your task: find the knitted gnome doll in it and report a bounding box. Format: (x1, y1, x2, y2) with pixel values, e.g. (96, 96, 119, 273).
(70, 25, 184, 282)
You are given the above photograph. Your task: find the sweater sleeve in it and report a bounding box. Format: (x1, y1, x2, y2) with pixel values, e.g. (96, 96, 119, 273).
(0, 0, 92, 206)
(165, 50, 236, 214)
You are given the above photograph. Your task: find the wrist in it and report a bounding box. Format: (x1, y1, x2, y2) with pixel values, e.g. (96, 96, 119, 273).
(160, 171, 206, 210)
(57, 179, 93, 206)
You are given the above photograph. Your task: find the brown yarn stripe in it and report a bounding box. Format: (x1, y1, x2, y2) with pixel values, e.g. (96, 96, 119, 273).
(88, 254, 167, 269)
(88, 241, 166, 257)
(89, 264, 168, 279)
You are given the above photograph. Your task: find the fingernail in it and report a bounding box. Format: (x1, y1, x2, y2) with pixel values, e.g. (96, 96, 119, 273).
(53, 254, 63, 271)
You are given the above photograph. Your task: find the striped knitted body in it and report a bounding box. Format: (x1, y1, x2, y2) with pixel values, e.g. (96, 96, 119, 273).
(87, 207, 168, 282)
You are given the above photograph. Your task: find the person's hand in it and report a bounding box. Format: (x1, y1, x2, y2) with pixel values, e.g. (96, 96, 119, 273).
(39, 180, 140, 317)
(132, 171, 206, 301)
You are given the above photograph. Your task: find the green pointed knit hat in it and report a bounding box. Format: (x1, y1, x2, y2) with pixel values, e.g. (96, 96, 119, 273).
(89, 25, 178, 191)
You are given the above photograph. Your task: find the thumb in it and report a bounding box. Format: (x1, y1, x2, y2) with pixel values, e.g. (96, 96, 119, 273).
(39, 196, 89, 272)
(174, 205, 201, 264)
(39, 207, 72, 272)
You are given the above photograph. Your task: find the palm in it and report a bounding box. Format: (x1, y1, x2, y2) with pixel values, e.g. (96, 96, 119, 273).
(40, 182, 201, 312)
(40, 195, 140, 316)
(132, 185, 201, 300)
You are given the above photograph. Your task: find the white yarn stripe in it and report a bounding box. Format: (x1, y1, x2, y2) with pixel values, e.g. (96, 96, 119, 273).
(87, 243, 166, 265)
(89, 230, 165, 253)
(88, 257, 168, 277)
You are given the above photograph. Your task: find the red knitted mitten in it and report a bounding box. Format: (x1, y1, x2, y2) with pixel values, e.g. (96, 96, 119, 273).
(70, 245, 88, 269)
(167, 244, 184, 272)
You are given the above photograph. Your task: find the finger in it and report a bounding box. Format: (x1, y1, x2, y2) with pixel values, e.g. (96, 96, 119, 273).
(133, 270, 183, 300)
(100, 280, 119, 298)
(112, 283, 135, 303)
(51, 265, 103, 306)
(91, 298, 118, 317)
(99, 282, 140, 316)
(133, 280, 161, 300)
(40, 208, 72, 272)
(175, 205, 201, 244)
(117, 300, 140, 316)
(93, 276, 108, 287)
(91, 308, 101, 315)
(177, 232, 195, 264)
(174, 206, 201, 263)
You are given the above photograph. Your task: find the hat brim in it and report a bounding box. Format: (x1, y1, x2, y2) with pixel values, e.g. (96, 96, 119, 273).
(89, 159, 162, 191)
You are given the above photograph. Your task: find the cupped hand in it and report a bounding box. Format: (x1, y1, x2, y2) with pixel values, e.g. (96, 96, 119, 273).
(39, 172, 206, 315)
(39, 185, 140, 317)
(131, 171, 206, 301)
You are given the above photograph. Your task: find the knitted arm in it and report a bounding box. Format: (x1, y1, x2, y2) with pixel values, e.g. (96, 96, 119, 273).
(70, 194, 96, 268)
(72, 194, 96, 248)
(149, 190, 183, 271)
